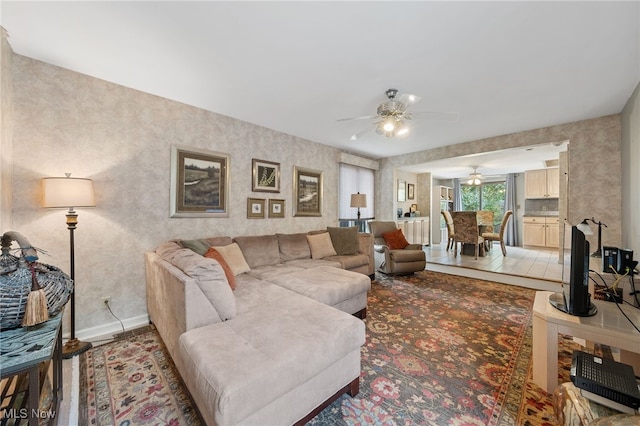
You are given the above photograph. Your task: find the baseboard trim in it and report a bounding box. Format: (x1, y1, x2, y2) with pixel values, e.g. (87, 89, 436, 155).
(66, 314, 150, 342)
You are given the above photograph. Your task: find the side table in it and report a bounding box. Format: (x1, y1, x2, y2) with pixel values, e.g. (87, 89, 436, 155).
(0, 312, 63, 426)
(532, 291, 640, 394)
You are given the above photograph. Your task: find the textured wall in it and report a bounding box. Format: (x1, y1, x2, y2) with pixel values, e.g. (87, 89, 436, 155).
(1, 30, 13, 231)
(378, 115, 623, 250)
(621, 82, 640, 255)
(10, 55, 344, 337)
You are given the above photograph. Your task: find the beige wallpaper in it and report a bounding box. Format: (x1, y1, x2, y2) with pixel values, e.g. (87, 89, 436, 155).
(1, 30, 13, 232)
(10, 54, 345, 337)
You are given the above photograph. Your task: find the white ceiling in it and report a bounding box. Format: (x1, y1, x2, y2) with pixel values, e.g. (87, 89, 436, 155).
(2, 1, 639, 178)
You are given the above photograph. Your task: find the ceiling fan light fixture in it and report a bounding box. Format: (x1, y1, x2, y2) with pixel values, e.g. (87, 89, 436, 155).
(382, 118, 395, 132)
(395, 120, 409, 136)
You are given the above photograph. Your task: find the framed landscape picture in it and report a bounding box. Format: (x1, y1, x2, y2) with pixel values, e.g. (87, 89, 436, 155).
(269, 199, 285, 218)
(247, 198, 265, 219)
(170, 145, 229, 218)
(252, 159, 280, 192)
(293, 166, 322, 217)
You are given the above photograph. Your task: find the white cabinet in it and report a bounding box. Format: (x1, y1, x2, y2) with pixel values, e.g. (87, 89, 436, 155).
(431, 186, 453, 245)
(523, 216, 559, 248)
(396, 218, 430, 246)
(525, 168, 559, 198)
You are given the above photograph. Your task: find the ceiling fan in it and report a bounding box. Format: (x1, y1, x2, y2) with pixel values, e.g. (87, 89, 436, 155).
(467, 167, 483, 185)
(337, 88, 458, 141)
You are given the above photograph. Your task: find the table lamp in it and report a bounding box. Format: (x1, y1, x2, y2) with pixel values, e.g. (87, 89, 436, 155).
(42, 173, 95, 358)
(350, 193, 367, 220)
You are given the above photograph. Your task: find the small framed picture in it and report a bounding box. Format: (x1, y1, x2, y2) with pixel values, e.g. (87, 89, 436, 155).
(247, 198, 266, 219)
(407, 183, 415, 200)
(269, 199, 285, 218)
(252, 159, 280, 192)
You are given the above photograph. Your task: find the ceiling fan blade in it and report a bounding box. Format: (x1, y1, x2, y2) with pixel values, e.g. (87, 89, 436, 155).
(336, 115, 378, 122)
(411, 111, 459, 121)
(396, 93, 422, 111)
(349, 126, 374, 141)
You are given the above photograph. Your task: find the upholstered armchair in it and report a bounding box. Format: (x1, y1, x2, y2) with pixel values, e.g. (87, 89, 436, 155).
(451, 211, 484, 260)
(369, 221, 426, 275)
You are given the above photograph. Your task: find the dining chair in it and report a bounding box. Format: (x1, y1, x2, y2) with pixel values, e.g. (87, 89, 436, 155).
(441, 210, 455, 251)
(482, 210, 513, 256)
(451, 211, 484, 260)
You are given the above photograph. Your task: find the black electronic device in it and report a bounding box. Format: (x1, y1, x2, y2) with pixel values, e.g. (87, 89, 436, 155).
(602, 246, 619, 274)
(571, 350, 640, 412)
(549, 225, 597, 316)
(620, 249, 635, 274)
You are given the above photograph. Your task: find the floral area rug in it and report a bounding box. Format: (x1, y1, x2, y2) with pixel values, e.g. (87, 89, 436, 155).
(311, 270, 564, 426)
(80, 326, 203, 426)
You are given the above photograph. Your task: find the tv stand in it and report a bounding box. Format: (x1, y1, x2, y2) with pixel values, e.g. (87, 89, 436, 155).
(548, 291, 598, 317)
(532, 291, 640, 393)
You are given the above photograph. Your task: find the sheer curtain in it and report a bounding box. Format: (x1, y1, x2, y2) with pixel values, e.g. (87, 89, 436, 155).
(339, 163, 375, 220)
(453, 178, 462, 211)
(504, 173, 518, 246)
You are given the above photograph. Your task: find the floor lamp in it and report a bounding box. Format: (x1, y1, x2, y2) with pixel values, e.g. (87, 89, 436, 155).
(42, 174, 95, 359)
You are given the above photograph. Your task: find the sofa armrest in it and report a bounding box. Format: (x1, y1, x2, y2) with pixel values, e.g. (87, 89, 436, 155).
(358, 232, 375, 276)
(145, 251, 222, 361)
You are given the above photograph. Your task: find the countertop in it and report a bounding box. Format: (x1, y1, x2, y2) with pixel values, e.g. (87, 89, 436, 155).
(523, 211, 559, 217)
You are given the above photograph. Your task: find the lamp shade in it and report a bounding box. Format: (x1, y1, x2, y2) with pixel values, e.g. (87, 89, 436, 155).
(350, 193, 367, 208)
(42, 177, 96, 208)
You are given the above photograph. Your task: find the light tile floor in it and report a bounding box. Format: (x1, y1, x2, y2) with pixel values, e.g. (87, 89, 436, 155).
(425, 241, 565, 287)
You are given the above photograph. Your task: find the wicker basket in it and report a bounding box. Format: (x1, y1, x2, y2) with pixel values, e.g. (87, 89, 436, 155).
(0, 231, 73, 330)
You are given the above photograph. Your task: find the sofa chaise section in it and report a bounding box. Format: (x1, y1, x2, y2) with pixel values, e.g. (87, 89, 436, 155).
(179, 278, 364, 425)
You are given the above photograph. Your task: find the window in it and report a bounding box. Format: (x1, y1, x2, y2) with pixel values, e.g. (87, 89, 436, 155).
(461, 181, 506, 227)
(339, 163, 375, 220)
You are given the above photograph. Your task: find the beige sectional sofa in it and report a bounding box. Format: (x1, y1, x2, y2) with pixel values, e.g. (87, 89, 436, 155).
(145, 229, 373, 425)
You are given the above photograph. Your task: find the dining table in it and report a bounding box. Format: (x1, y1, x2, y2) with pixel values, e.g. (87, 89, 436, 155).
(456, 210, 494, 257)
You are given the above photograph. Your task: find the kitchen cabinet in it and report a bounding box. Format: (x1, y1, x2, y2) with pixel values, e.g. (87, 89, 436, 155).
(523, 216, 559, 248)
(396, 218, 430, 246)
(525, 168, 559, 198)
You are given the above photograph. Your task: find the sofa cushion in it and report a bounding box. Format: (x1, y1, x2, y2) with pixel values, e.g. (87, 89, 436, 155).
(233, 235, 281, 268)
(306, 232, 337, 259)
(247, 264, 305, 281)
(156, 241, 236, 321)
(180, 238, 211, 255)
(327, 226, 359, 255)
(276, 233, 311, 261)
(264, 266, 370, 309)
(204, 247, 236, 290)
(324, 253, 370, 270)
(382, 228, 409, 250)
(212, 243, 251, 276)
(284, 258, 342, 270)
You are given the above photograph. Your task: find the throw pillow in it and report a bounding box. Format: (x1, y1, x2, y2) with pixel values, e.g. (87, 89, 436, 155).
(382, 228, 409, 250)
(204, 247, 237, 290)
(306, 232, 337, 259)
(327, 226, 359, 255)
(211, 243, 251, 276)
(180, 238, 210, 256)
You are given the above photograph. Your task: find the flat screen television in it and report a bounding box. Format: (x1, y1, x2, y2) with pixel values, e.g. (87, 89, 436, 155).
(549, 225, 598, 316)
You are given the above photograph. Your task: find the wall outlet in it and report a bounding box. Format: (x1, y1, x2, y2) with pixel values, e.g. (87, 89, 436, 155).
(101, 297, 111, 308)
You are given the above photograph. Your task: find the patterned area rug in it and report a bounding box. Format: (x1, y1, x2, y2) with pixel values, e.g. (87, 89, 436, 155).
(80, 271, 576, 425)
(80, 327, 202, 425)
(311, 270, 561, 426)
